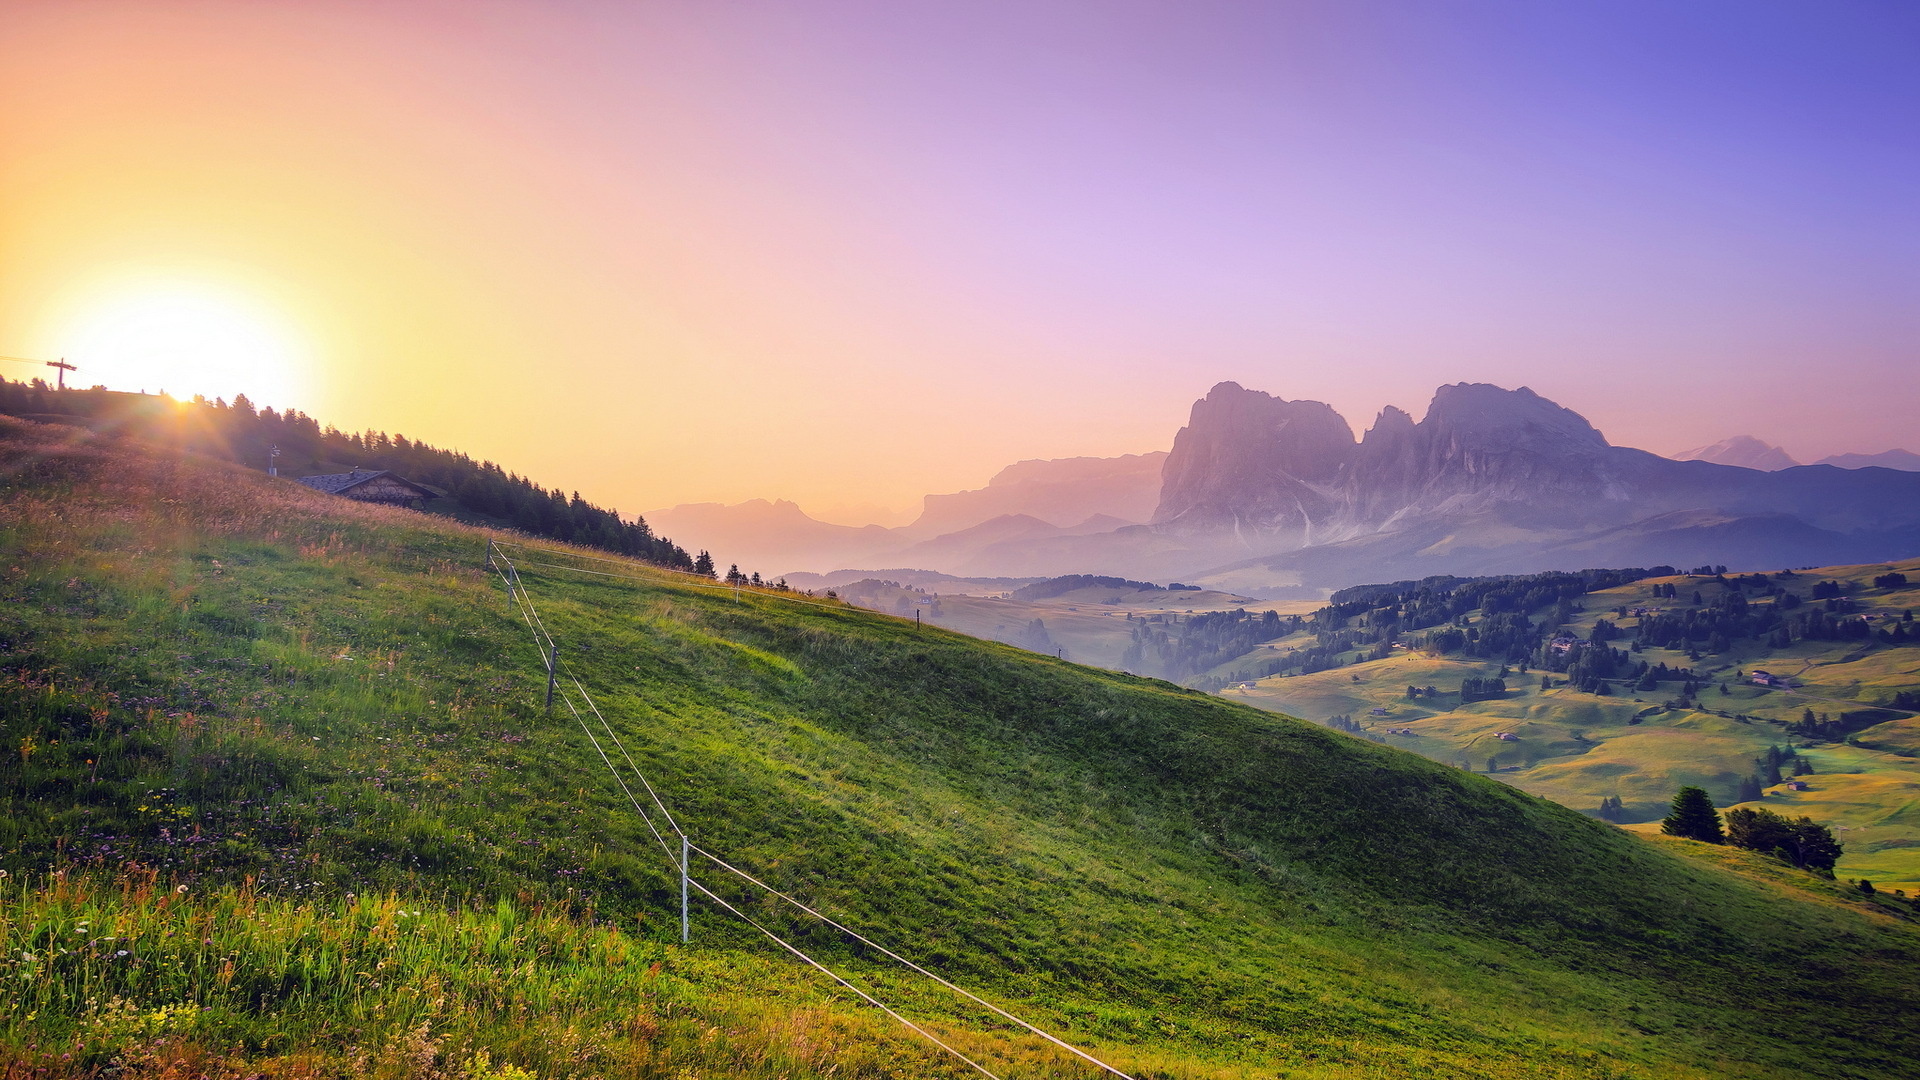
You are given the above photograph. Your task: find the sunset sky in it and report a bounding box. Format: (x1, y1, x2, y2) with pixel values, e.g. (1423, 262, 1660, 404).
(3, 1, 1914, 524)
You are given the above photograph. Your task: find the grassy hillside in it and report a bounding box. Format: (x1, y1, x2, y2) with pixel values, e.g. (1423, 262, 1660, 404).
(4, 415, 1920, 1079)
(1222, 567, 1920, 892)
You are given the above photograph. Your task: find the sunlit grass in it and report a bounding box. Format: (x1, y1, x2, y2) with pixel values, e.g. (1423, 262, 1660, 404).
(4, 416, 1920, 1079)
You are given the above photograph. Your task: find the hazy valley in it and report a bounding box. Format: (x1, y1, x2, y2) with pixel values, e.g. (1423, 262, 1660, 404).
(648, 382, 1920, 599)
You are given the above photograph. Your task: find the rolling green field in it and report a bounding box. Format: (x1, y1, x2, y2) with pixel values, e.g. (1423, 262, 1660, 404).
(4, 415, 1920, 1079)
(1226, 568, 1920, 893)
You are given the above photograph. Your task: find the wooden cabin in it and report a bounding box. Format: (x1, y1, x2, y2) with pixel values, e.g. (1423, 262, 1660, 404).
(294, 469, 438, 508)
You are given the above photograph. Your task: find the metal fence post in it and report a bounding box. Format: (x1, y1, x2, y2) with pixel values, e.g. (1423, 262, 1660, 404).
(545, 644, 558, 714)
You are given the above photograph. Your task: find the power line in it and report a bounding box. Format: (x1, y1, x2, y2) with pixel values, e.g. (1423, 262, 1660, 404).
(0, 354, 78, 390)
(685, 875, 1006, 1080)
(489, 544, 1138, 1080)
(493, 555, 1006, 1078)
(491, 557, 676, 861)
(690, 843, 1139, 1080)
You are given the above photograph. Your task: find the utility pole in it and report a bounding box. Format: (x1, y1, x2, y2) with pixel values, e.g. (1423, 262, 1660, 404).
(545, 644, 559, 715)
(45, 359, 75, 391)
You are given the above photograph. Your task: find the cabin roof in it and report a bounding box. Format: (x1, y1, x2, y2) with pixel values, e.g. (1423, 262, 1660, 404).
(294, 469, 437, 498)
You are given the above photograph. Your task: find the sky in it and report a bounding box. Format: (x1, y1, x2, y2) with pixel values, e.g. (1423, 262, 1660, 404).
(2, 0, 1915, 524)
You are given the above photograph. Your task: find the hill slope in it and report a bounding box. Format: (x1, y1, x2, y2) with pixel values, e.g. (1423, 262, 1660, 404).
(3, 416, 1919, 1079)
(1208, 564, 1920, 890)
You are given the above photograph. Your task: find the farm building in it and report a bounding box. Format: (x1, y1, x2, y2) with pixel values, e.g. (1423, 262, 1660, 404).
(295, 469, 439, 508)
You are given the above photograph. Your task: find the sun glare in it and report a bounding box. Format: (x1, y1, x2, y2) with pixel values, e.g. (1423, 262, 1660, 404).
(57, 284, 311, 410)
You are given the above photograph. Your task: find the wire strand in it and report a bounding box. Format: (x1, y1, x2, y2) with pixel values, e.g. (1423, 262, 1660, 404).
(690, 843, 1137, 1079)
(495, 545, 1130, 1080)
(500, 552, 687, 840)
(560, 656, 684, 838)
(684, 876, 1005, 1080)
(494, 558, 677, 865)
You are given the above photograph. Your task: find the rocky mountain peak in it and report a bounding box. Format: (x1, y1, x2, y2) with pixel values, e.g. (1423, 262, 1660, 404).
(1421, 383, 1608, 448)
(1154, 383, 1357, 526)
(1360, 405, 1416, 445)
(1675, 435, 1800, 471)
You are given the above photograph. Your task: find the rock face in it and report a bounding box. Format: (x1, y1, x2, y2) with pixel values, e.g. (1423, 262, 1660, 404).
(1121, 381, 1920, 591)
(1674, 436, 1800, 471)
(1155, 383, 1358, 541)
(655, 383, 1920, 591)
(1156, 382, 1626, 531)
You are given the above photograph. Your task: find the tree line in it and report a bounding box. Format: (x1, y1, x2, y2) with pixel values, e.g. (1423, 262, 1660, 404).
(0, 380, 696, 571)
(1659, 786, 1843, 877)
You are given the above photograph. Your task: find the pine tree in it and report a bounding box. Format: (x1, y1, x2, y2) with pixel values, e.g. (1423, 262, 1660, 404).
(693, 551, 715, 578)
(1661, 786, 1724, 843)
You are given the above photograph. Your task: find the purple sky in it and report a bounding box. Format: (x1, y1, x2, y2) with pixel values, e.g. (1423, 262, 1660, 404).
(5, 0, 1915, 520)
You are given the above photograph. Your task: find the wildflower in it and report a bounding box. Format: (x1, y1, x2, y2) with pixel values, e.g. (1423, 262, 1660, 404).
(175, 885, 189, 894)
(115, 950, 129, 958)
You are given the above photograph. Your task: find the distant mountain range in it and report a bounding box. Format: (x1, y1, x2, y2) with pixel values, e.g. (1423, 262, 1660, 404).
(1673, 436, 1920, 472)
(1674, 435, 1800, 471)
(646, 453, 1164, 578)
(649, 383, 1920, 595)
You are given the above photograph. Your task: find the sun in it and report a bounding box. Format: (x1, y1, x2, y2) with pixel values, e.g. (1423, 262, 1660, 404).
(57, 282, 312, 410)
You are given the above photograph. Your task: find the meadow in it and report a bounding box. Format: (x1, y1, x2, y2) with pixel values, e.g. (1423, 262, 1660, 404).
(3, 415, 1919, 1079)
(1225, 568, 1920, 892)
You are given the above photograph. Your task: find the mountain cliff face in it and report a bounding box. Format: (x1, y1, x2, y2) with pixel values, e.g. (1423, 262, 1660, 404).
(1154, 383, 1357, 542)
(651, 384, 1920, 591)
(1116, 381, 1920, 591)
(1155, 382, 1626, 531)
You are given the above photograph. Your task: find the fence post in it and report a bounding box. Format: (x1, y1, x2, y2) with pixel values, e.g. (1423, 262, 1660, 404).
(546, 644, 558, 715)
(680, 834, 691, 943)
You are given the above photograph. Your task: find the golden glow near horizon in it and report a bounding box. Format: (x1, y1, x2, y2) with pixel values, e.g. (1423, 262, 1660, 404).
(51, 281, 312, 408)
(2, 3, 1912, 521)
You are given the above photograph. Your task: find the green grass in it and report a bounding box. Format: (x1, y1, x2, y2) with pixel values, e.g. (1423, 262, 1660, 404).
(1228, 571, 1920, 890)
(4, 415, 1920, 1079)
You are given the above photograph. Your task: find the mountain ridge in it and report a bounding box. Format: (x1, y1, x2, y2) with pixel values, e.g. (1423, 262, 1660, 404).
(1675, 435, 1801, 470)
(1102, 382, 1920, 592)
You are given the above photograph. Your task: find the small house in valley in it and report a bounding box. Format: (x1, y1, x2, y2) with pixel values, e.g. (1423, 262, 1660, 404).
(295, 469, 438, 508)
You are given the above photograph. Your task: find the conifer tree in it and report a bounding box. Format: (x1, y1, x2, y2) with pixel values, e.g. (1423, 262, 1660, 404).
(1661, 786, 1724, 843)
